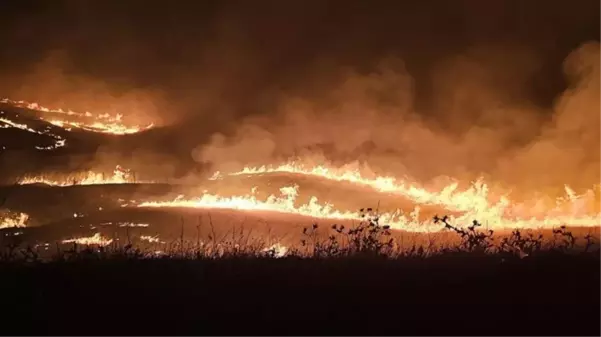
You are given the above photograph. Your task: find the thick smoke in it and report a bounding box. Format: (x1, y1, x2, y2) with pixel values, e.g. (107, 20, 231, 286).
(496, 42, 600, 191)
(193, 42, 600, 193)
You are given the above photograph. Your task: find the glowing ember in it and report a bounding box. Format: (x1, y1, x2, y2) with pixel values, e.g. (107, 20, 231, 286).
(0, 212, 29, 229)
(19, 165, 146, 186)
(1, 98, 154, 135)
(225, 163, 600, 228)
(62, 233, 113, 246)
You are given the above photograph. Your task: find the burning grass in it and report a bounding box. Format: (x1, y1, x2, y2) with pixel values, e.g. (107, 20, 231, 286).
(5, 158, 600, 234)
(0, 112, 67, 150)
(18, 165, 145, 186)
(1, 98, 154, 135)
(2, 212, 598, 262)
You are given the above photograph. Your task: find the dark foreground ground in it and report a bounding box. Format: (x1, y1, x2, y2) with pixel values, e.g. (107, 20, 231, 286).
(1, 252, 599, 336)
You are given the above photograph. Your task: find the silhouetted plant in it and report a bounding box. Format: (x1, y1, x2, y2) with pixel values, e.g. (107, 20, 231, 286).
(583, 233, 597, 253)
(300, 207, 394, 257)
(499, 229, 543, 257)
(552, 225, 576, 251)
(0, 212, 598, 263)
(434, 215, 494, 253)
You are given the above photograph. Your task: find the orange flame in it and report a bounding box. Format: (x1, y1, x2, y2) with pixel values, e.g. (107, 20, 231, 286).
(139, 235, 164, 244)
(263, 243, 289, 257)
(1, 98, 154, 135)
(62, 233, 113, 246)
(135, 161, 601, 232)
(19, 165, 149, 186)
(0, 212, 29, 229)
(0, 114, 67, 150)
(228, 163, 499, 213)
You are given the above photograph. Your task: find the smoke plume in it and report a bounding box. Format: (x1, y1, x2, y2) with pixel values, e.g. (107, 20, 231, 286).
(193, 42, 600, 193)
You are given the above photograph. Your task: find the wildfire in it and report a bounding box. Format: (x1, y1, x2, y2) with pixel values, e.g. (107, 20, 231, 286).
(134, 160, 601, 232)
(45, 119, 153, 135)
(0, 212, 29, 229)
(117, 222, 150, 228)
(229, 163, 497, 213)
(19, 165, 144, 186)
(263, 243, 289, 258)
(230, 163, 599, 219)
(62, 233, 113, 246)
(0, 114, 67, 150)
(1, 98, 154, 135)
(131, 185, 366, 226)
(139, 235, 163, 243)
(3, 101, 597, 233)
(138, 184, 377, 222)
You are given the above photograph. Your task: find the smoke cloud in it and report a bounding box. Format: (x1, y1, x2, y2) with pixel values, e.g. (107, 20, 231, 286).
(2, 50, 167, 126)
(193, 41, 600, 193)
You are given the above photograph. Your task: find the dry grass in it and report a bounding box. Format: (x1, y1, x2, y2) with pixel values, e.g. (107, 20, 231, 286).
(0, 213, 598, 335)
(1, 211, 598, 263)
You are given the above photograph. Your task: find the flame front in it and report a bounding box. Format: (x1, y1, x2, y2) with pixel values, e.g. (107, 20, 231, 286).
(3, 97, 598, 234)
(140, 235, 163, 243)
(139, 185, 370, 222)
(19, 165, 147, 186)
(1, 98, 154, 135)
(0, 114, 67, 150)
(229, 163, 498, 213)
(62, 233, 113, 246)
(263, 243, 288, 257)
(139, 163, 600, 232)
(0, 213, 29, 229)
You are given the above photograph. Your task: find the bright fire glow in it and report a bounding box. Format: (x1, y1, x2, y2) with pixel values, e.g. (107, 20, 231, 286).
(229, 163, 500, 213)
(19, 165, 147, 186)
(62, 233, 113, 246)
(0, 213, 29, 229)
(263, 243, 289, 257)
(138, 184, 381, 222)
(230, 163, 599, 217)
(138, 162, 600, 232)
(0, 114, 67, 150)
(1, 98, 154, 135)
(140, 235, 163, 243)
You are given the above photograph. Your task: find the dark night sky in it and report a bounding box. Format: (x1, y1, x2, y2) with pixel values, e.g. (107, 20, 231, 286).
(0, 0, 598, 113)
